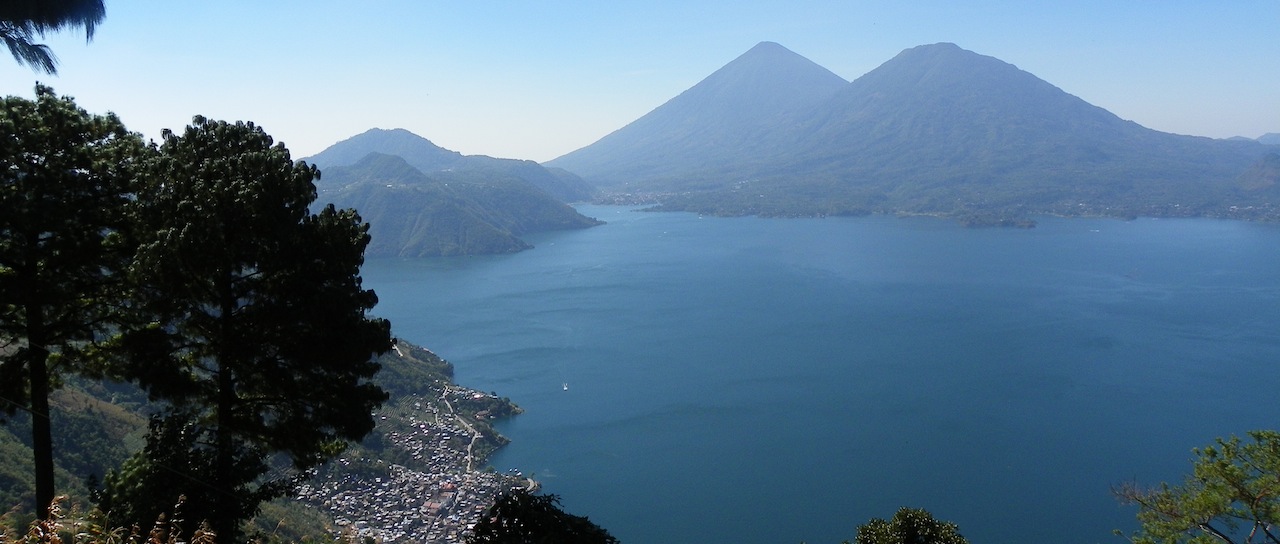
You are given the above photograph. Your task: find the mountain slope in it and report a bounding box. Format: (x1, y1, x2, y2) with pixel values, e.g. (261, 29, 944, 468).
(545, 41, 848, 188)
(775, 43, 1269, 206)
(307, 128, 595, 203)
(0, 382, 146, 511)
(318, 153, 600, 257)
(550, 42, 1278, 221)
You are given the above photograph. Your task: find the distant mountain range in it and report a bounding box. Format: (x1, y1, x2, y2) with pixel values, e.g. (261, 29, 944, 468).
(304, 129, 601, 257)
(548, 42, 1280, 222)
(309, 128, 594, 203)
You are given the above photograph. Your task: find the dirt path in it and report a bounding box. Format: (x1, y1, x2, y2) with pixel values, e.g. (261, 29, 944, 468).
(440, 387, 482, 472)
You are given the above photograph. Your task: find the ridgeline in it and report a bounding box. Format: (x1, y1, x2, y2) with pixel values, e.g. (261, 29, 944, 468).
(548, 42, 1280, 224)
(305, 129, 602, 257)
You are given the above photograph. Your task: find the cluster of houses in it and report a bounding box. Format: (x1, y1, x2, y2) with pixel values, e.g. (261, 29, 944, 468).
(294, 385, 530, 542)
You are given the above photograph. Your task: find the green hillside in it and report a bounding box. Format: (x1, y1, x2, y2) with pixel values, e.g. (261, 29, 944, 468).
(1, 337, 522, 541)
(0, 381, 147, 514)
(308, 128, 596, 203)
(316, 153, 602, 257)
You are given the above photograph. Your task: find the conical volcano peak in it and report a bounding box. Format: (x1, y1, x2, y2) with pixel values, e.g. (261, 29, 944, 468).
(739, 40, 797, 57)
(545, 42, 846, 182)
(709, 40, 844, 84)
(546, 41, 1275, 221)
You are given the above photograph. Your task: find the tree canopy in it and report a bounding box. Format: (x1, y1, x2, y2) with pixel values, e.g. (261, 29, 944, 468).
(1116, 430, 1280, 544)
(468, 490, 618, 544)
(100, 116, 392, 540)
(0, 84, 146, 519)
(852, 507, 969, 544)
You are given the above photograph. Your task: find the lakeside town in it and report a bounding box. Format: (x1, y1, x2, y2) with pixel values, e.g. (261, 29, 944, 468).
(294, 341, 533, 543)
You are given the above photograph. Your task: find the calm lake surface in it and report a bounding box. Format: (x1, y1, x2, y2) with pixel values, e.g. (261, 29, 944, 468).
(361, 205, 1280, 544)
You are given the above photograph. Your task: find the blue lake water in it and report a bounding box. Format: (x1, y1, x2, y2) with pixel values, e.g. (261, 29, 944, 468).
(361, 205, 1280, 544)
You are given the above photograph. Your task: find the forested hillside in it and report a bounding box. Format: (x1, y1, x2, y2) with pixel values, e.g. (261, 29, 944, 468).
(308, 128, 596, 204)
(316, 152, 601, 257)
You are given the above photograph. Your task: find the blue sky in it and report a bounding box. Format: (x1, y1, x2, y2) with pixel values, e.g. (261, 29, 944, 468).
(3, 1, 1277, 162)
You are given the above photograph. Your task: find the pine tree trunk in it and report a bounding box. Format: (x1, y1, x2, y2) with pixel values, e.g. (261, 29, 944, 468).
(214, 364, 236, 542)
(213, 278, 238, 542)
(26, 309, 55, 520)
(22, 238, 56, 520)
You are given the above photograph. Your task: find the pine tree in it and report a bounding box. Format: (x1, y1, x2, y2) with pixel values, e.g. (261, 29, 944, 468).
(0, 85, 147, 519)
(1116, 430, 1280, 544)
(113, 116, 391, 540)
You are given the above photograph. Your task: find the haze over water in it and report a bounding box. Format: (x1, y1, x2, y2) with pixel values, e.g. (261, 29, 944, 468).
(362, 205, 1280, 544)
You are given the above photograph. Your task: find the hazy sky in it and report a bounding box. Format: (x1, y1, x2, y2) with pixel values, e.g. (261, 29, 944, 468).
(3, 1, 1277, 162)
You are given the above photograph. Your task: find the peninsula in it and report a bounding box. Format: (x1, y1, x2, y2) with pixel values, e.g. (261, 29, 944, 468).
(294, 339, 533, 543)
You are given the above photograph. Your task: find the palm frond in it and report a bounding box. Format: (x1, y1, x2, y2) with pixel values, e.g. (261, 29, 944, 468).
(0, 0, 105, 41)
(1, 23, 57, 74)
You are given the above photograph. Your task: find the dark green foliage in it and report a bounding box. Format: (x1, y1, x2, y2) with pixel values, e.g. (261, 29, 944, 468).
(0, 0, 105, 74)
(97, 414, 232, 532)
(1115, 430, 1280, 544)
(97, 412, 304, 539)
(0, 91, 524, 540)
(467, 490, 618, 544)
(109, 116, 392, 541)
(853, 507, 969, 544)
(0, 85, 147, 518)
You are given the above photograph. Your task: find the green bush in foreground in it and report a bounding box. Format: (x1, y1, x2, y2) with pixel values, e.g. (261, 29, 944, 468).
(850, 507, 969, 544)
(468, 490, 617, 544)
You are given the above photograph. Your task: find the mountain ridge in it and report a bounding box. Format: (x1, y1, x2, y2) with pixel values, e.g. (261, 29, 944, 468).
(307, 128, 595, 203)
(545, 41, 848, 188)
(547, 42, 1278, 222)
(315, 151, 601, 257)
